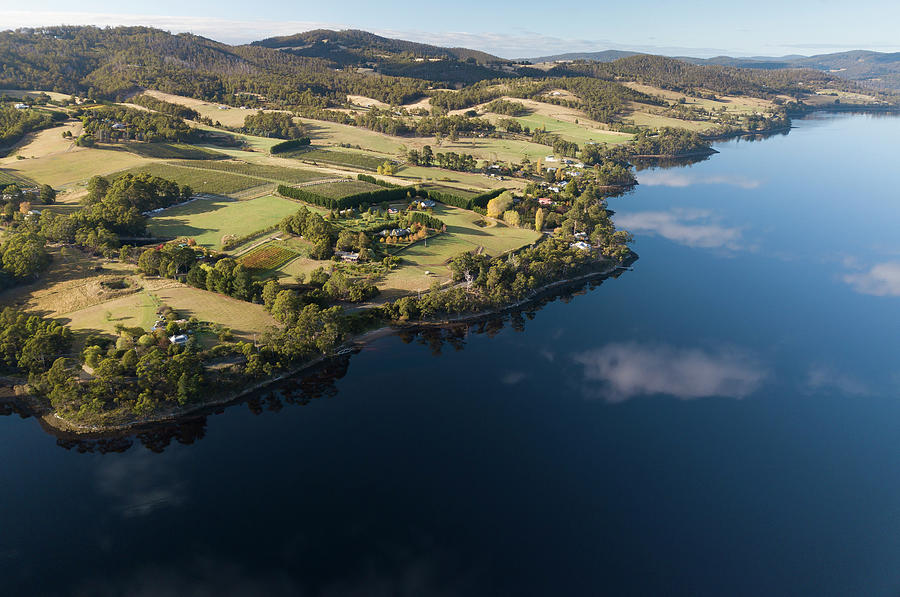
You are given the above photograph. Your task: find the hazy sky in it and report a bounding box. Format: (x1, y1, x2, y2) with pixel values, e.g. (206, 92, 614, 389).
(3, 1, 900, 58)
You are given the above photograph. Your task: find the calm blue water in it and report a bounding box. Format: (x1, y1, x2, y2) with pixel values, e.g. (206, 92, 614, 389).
(3, 113, 900, 596)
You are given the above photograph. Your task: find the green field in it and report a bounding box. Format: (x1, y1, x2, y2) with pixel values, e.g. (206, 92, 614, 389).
(151, 285, 277, 341)
(308, 179, 384, 199)
(63, 290, 159, 339)
(147, 194, 300, 248)
(169, 159, 326, 184)
(117, 163, 267, 196)
(416, 183, 478, 199)
(122, 143, 228, 160)
(378, 203, 541, 292)
(7, 146, 151, 188)
(302, 120, 405, 154)
(504, 113, 633, 146)
(293, 148, 389, 171)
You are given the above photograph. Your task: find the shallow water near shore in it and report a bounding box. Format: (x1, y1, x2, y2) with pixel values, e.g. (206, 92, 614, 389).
(4, 113, 900, 596)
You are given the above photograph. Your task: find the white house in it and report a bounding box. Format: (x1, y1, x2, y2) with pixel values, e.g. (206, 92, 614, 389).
(169, 334, 189, 345)
(335, 251, 360, 262)
(571, 241, 592, 251)
(14, 103, 28, 110)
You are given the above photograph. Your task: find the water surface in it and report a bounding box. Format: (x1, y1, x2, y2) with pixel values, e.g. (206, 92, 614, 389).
(3, 113, 900, 596)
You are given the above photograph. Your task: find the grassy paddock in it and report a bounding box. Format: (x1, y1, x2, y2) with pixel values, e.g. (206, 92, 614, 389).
(169, 159, 326, 184)
(151, 285, 277, 341)
(377, 203, 541, 293)
(147, 194, 300, 248)
(7, 146, 151, 188)
(116, 163, 266, 196)
(121, 143, 228, 160)
(293, 148, 389, 171)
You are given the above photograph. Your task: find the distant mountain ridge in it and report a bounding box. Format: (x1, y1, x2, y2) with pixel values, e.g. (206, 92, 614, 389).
(528, 50, 641, 63)
(527, 49, 900, 91)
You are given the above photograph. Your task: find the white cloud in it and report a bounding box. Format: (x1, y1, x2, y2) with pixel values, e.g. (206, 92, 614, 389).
(843, 262, 900, 296)
(614, 209, 743, 250)
(638, 170, 761, 190)
(573, 342, 767, 402)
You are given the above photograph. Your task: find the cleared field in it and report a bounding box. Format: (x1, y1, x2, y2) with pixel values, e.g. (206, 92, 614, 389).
(151, 285, 277, 341)
(623, 106, 716, 132)
(378, 203, 541, 292)
(433, 204, 541, 256)
(807, 89, 884, 106)
(169, 159, 325, 184)
(122, 142, 227, 160)
(147, 194, 300, 248)
(294, 148, 389, 171)
(395, 166, 517, 191)
(238, 243, 300, 271)
(303, 118, 556, 164)
(142, 90, 266, 128)
(309, 179, 384, 199)
(5, 146, 150, 188)
(117, 162, 266, 196)
(623, 83, 777, 113)
(302, 120, 406, 154)
(0, 121, 82, 165)
(63, 290, 159, 339)
(276, 256, 324, 283)
(0, 89, 74, 103)
(62, 280, 278, 341)
(496, 113, 632, 146)
(415, 183, 478, 199)
(1, 246, 137, 316)
(347, 95, 389, 108)
(192, 124, 284, 153)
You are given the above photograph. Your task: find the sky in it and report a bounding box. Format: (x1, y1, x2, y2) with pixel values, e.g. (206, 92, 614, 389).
(3, 1, 900, 59)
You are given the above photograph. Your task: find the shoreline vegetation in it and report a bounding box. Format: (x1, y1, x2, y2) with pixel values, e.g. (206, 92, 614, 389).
(2, 253, 635, 438)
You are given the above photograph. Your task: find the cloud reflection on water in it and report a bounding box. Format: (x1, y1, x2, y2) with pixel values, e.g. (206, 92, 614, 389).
(95, 451, 187, 517)
(638, 170, 761, 189)
(573, 342, 767, 402)
(806, 365, 872, 397)
(843, 262, 900, 296)
(614, 209, 743, 250)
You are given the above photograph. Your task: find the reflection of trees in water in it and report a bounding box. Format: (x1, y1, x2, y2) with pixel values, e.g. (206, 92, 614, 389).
(7, 270, 625, 453)
(633, 154, 713, 171)
(44, 355, 354, 454)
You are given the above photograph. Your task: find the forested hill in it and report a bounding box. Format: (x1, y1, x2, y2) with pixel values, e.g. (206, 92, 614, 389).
(549, 54, 853, 98)
(253, 29, 503, 64)
(0, 26, 432, 104)
(0, 26, 887, 109)
(684, 51, 900, 92)
(251, 29, 528, 84)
